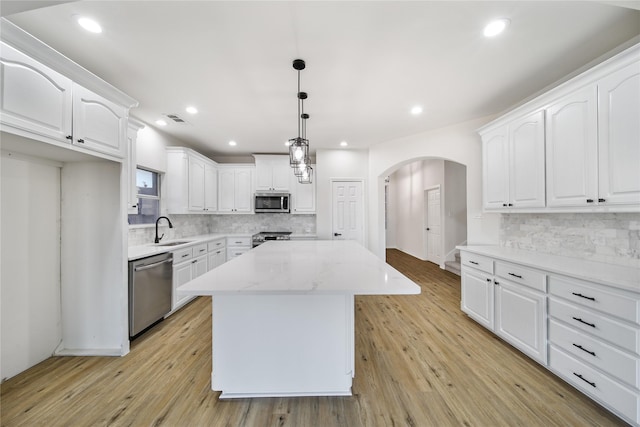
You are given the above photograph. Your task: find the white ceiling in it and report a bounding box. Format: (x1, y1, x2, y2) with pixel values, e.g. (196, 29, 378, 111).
(5, 1, 640, 158)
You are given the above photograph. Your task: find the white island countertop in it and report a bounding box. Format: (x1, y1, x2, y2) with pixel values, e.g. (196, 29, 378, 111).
(179, 240, 421, 296)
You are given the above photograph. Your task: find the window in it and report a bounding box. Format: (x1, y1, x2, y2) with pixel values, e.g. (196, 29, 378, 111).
(128, 168, 161, 225)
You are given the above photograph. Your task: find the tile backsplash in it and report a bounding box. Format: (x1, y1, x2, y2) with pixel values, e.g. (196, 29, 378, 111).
(128, 214, 316, 246)
(500, 213, 640, 267)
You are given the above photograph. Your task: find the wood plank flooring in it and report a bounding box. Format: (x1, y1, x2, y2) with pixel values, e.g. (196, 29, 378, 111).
(1, 249, 626, 426)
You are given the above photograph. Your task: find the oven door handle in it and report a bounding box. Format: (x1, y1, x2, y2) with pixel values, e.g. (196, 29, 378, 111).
(134, 258, 172, 272)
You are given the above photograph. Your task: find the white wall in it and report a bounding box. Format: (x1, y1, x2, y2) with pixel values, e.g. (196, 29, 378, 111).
(368, 116, 500, 259)
(444, 160, 467, 259)
(1, 153, 62, 381)
(316, 149, 369, 241)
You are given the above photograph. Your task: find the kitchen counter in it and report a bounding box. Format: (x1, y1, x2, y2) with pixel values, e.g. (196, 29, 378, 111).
(457, 245, 639, 293)
(128, 233, 250, 261)
(178, 240, 420, 398)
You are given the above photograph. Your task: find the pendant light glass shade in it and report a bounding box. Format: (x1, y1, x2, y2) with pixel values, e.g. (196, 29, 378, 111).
(298, 165, 313, 184)
(289, 137, 309, 168)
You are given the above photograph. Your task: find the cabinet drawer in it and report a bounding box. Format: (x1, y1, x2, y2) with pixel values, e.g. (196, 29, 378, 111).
(549, 275, 640, 324)
(227, 247, 249, 260)
(549, 297, 640, 355)
(227, 236, 251, 247)
(550, 319, 639, 388)
(208, 238, 226, 252)
(172, 247, 193, 264)
(495, 261, 546, 292)
(549, 345, 638, 424)
(460, 252, 493, 274)
(192, 243, 208, 257)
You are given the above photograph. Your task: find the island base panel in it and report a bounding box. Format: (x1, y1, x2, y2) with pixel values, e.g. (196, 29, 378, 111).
(211, 294, 354, 398)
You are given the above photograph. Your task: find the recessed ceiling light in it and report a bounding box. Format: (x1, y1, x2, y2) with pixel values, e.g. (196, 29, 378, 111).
(483, 18, 510, 37)
(77, 17, 102, 34)
(228, 140, 237, 146)
(411, 106, 423, 115)
(155, 119, 167, 126)
(340, 141, 348, 147)
(185, 106, 198, 114)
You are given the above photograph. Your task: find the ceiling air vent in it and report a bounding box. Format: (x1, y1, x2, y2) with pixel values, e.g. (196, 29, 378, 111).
(165, 113, 187, 123)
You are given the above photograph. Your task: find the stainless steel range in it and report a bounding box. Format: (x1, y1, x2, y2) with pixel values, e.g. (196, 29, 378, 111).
(252, 231, 292, 248)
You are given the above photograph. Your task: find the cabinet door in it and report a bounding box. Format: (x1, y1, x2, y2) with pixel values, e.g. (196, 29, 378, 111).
(271, 157, 291, 191)
(192, 255, 208, 280)
(204, 163, 218, 212)
(208, 249, 226, 271)
(255, 160, 274, 191)
(482, 126, 509, 209)
(292, 169, 316, 213)
(234, 169, 253, 212)
(461, 268, 494, 330)
(72, 83, 126, 158)
(495, 280, 547, 364)
(509, 111, 546, 208)
(598, 61, 640, 206)
(188, 156, 205, 211)
(172, 262, 192, 310)
(218, 169, 236, 212)
(0, 42, 73, 142)
(546, 86, 598, 207)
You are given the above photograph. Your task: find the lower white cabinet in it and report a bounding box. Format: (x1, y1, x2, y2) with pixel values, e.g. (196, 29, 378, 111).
(170, 244, 207, 312)
(460, 252, 546, 364)
(460, 247, 640, 425)
(207, 237, 226, 271)
(226, 236, 251, 260)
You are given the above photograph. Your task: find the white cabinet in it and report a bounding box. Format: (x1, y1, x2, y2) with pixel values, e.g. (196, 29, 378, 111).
(0, 41, 72, 142)
(126, 119, 144, 214)
(71, 83, 126, 158)
(460, 251, 547, 364)
(290, 164, 316, 213)
(597, 61, 640, 206)
(481, 111, 545, 210)
(170, 244, 208, 312)
(226, 236, 252, 260)
(546, 86, 599, 208)
(1, 42, 127, 159)
(254, 155, 290, 192)
(166, 147, 218, 214)
(208, 238, 227, 271)
(218, 166, 253, 213)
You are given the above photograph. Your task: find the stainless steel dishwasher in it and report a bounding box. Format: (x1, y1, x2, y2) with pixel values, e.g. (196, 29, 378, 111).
(128, 252, 173, 337)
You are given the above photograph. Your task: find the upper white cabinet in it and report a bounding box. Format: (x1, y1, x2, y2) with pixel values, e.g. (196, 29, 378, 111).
(597, 62, 640, 206)
(254, 154, 290, 192)
(126, 118, 144, 214)
(72, 83, 126, 158)
(546, 86, 599, 208)
(290, 164, 316, 214)
(218, 165, 253, 213)
(481, 111, 545, 210)
(0, 41, 129, 159)
(479, 42, 640, 212)
(0, 41, 72, 142)
(166, 147, 218, 214)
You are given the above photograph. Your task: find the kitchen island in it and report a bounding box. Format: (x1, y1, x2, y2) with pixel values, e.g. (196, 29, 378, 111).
(179, 240, 420, 398)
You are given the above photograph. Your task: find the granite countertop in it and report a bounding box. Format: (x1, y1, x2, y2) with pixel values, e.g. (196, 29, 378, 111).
(179, 240, 421, 296)
(458, 245, 640, 293)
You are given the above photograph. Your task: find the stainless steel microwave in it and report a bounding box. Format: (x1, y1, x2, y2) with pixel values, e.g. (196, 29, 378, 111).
(254, 192, 290, 213)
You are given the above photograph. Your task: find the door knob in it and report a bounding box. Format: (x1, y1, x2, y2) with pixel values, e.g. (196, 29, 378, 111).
(334, 233, 342, 236)
(426, 228, 430, 230)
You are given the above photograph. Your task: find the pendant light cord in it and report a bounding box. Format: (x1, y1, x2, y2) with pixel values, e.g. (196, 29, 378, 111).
(297, 70, 301, 139)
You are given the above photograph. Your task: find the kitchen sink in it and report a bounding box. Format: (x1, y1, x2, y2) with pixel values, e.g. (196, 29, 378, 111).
(155, 240, 192, 247)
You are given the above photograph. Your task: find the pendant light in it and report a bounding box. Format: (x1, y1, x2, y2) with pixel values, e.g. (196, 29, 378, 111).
(289, 59, 310, 181)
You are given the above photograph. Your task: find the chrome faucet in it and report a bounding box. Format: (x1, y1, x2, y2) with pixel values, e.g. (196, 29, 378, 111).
(155, 216, 174, 243)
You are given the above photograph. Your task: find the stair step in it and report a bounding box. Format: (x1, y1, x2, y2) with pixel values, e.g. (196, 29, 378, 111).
(444, 260, 461, 276)
(454, 252, 461, 262)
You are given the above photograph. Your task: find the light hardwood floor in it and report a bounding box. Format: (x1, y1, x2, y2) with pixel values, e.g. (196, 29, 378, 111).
(1, 249, 626, 426)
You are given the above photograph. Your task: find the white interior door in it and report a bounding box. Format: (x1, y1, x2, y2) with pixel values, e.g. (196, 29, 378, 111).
(424, 187, 441, 265)
(332, 181, 364, 245)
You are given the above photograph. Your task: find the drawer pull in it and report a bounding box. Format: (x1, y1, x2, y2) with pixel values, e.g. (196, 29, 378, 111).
(469, 261, 479, 265)
(181, 254, 189, 258)
(573, 373, 596, 388)
(508, 272, 523, 279)
(572, 343, 596, 357)
(572, 317, 596, 328)
(199, 249, 206, 253)
(486, 278, 491, 282)
(571, 292, 595, 301)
